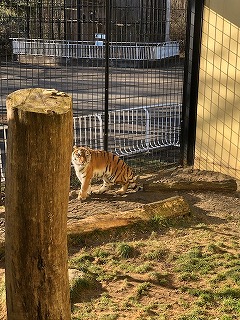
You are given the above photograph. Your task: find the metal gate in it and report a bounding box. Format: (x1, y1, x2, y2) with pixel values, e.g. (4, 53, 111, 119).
(0, 0, 187, 180)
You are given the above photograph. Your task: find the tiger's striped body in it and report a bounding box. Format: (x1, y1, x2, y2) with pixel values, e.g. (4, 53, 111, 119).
(72, 146, 140, 200)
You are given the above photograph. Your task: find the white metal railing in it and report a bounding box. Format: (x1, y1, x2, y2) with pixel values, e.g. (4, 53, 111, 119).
(73, 114, 104, 149)
(0, 125, 8, 184)
(11, 38, 179, 60)
(73, 103, 182, 156)
(0, 103, 181, 184)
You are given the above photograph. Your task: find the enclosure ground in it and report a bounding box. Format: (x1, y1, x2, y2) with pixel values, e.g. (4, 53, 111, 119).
(68, 168, 240, 320)
(1, 168, 240, 319)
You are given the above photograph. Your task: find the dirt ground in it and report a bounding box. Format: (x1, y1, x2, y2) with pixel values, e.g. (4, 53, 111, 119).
(1, 167, 240, 319)
(67, 167, 240, 319)
(67, 166, 240, 220)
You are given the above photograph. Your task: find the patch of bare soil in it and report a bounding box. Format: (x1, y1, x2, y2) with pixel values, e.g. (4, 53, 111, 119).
(67, 167, 239, 219)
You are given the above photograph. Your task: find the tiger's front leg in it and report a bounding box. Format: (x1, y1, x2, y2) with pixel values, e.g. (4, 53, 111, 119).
(78, 176, 92, 200)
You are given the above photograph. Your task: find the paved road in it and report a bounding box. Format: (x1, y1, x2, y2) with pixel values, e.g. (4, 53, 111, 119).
(0, 60, 184, 119)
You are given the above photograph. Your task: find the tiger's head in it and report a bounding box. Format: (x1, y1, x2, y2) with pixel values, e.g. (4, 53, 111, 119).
(72, 146, 91, 167)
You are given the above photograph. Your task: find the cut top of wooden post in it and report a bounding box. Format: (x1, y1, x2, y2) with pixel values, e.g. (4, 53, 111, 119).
(6, 88, 72, 119)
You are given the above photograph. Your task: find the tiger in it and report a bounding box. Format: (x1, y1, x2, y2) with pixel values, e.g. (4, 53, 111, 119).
(71, 146, 141, 201)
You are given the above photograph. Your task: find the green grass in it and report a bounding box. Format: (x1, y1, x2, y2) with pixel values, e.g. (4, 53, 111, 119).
(116, 242, 134, 259)
(175, 246, 218, 276)
(135, 262, 152, 273)
(148, 271, 171, 286)
(69, 230, 240, 320)
(136, 282, 151, 298)
(144, 248, 168, 261)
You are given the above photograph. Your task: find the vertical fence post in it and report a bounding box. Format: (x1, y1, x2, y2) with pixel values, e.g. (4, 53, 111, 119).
(181, 0, 204, 166)
(104, 0, 111, 151)
(5, 88, 72, 320)
(165, 0, 171, 42)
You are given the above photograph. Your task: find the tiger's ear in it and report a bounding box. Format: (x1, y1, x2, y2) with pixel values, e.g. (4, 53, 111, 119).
(73, 145, 78, 151)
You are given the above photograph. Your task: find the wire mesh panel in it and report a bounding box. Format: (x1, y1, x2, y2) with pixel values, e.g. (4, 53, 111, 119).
(194, 1, 240, 179)
(0, 0, 187, 181)
(106, 0, 186, 169)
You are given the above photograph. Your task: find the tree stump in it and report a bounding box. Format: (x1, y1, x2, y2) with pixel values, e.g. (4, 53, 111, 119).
(5, 88, 73, 320)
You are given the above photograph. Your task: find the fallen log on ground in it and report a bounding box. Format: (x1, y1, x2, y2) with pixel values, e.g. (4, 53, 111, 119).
(143, 178, 237, 192)
(67, 195, 190, 236)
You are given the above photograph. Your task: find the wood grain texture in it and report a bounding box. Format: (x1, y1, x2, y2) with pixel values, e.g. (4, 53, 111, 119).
(5, 88, 72, 320)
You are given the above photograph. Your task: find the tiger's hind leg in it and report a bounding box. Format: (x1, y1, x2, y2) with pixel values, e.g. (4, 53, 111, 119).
(95, 177, 113, 194)
(116, 182, 129, 195)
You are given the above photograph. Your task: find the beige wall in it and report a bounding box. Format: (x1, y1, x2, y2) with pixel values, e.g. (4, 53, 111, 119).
(194, 0, 240, 179)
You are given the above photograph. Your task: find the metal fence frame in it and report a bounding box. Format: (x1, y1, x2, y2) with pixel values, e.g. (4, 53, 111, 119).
(73, 103, 181, 155)
(0, 103, 181, 183)
(0, 0, 190, 184)
(11, 38, 180, 61)
(181, 0, 205, 166)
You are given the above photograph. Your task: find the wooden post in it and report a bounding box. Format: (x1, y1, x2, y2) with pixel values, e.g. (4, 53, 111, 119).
(5, 88, 73, 320)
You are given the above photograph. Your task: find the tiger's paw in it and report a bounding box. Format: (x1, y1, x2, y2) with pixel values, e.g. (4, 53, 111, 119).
(116, 190, 126, 195)
(95, 185, 110, 194)
(78, 191, 87, 201)
(95, 189, 106, 195)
